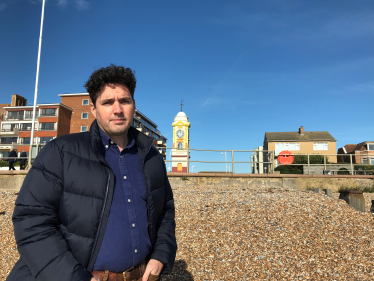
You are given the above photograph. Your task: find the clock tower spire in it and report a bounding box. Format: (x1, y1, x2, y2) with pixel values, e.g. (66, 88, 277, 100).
(171, 107, 190, 172)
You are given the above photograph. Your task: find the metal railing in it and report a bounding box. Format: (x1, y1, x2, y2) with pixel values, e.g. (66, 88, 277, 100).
(156, 147, 275, 174)
(155, 147, 374, 175)
(2, 116, 38, 121)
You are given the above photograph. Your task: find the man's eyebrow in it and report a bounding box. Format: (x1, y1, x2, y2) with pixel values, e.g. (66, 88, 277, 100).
(101, 98, 114, 103)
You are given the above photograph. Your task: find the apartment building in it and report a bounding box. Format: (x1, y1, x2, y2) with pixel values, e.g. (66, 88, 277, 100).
(133, 109, 167, 158)
(0, 103, 72, 158)
(0, 93, 167, 159)
(58, 93, 96, 133)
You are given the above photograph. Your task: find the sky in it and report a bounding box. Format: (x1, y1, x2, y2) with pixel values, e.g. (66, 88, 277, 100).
(0, 0, 373, 173)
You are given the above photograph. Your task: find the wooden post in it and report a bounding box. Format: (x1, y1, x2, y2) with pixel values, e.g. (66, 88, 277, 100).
(231, 149, 235, 174)
(308, 154, 310, 175)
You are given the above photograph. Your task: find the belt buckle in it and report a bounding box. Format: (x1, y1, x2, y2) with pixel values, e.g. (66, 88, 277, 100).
(122, 266, 135, 281)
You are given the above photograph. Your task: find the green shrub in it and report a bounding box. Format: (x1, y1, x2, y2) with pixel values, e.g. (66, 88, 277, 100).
(0, 161, 21, 167)
(274, 165, 303, 174)
(354, 165, 374, 175)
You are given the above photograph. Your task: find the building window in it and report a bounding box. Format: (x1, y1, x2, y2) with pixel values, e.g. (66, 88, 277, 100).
(275, 143, 300, 154)
(371, 158, 374, 165)
(313, 143, 328, 150)
(7, 111, 24, 120)
(82, 99, 89, 105)
(82, 112, 88, 119)
(20, 123, 32, 131)
(0, 137, 17, 144)
(81, 126, 88, 132)
(40, 137, 54, 144)
(368, 143, 374, 151)
(39, 122, 56, 130)
(2, 124, 18, 131)
(177, 142, 183, 149)
(362, 158, 368, 164)
(40, 108, 57, 116)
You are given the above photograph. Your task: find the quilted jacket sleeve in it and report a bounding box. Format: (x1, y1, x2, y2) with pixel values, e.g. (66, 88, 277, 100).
(12, 141, 92, 281)
(150, 160, 177, 275)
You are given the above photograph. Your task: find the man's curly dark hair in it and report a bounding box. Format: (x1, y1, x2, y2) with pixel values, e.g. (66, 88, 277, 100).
(84, 64, 137, 106)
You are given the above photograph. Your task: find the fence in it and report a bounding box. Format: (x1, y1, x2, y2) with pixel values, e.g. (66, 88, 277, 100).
(157, 147, 374, 175)
(1, 144, 373, 175)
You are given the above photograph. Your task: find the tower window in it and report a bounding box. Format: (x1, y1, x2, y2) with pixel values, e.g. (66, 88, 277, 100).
(177, 142, 183, 149)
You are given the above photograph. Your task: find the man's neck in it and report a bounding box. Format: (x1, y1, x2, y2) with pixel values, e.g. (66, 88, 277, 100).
(111, 134, 129, 151)
(99, 126, 129, 151)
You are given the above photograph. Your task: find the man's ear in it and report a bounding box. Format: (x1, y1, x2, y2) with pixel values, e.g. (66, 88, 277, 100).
(90, 102, 96, 118)
(133, 99, 136, 116)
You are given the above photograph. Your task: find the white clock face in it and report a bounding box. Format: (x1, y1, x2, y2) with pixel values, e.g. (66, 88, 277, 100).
(176, 130, 184, 138)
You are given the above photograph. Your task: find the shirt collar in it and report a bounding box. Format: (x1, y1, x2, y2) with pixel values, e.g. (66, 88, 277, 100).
(99, 127, 135, 150)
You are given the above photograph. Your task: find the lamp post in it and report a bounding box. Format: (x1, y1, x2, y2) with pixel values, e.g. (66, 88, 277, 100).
(27, 0, 46, 169)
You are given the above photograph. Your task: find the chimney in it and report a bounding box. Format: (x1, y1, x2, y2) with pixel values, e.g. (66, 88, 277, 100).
(299, 126, 304, 135)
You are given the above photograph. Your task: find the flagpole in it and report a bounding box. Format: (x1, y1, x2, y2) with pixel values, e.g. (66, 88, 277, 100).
(27, 0, 46, 169)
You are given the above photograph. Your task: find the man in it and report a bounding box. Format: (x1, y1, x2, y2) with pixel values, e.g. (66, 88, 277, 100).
(19, 150, 27, 170)
(7, 65, 177, 281)
(8, 148, 17, 171)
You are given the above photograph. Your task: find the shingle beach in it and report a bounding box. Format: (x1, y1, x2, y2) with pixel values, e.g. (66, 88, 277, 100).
(1, 186, 374, 280)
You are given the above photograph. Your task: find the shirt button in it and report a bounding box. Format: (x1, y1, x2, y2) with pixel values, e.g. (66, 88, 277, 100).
(120, 155, 122, 158)
(111, 141, 114, 144)
(105, 145, 108, 149)
(132, 223, 135, 227)
(124, 176, 127, 180)
(128, 199, 131, 202)
(135, 249, 137, 253)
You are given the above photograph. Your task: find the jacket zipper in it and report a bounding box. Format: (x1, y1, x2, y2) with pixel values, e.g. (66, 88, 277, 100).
(141, 146, 154, 245)
(87, 172, 110, 271)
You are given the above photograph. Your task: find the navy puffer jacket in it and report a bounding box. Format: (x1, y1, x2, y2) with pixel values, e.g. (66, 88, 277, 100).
(7, 120, 177, 281)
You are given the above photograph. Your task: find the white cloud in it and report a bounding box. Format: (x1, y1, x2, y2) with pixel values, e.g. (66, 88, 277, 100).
(76, 0, 89, 10)
(0, 3, 7, 11)
(57, 0, 68, 7)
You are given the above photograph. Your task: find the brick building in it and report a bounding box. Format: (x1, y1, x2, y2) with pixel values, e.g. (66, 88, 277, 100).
(337, 142, 374, 164)
(1, 93, 167, 159)
(58, 93, 95, 133)
(0, 103, 72, 158)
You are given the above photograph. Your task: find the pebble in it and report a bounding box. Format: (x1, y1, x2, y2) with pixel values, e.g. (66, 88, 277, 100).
(1, 187, 374, 280)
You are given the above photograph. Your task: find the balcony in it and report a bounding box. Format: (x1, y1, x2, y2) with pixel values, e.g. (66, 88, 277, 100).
(2, 115, 38, 121)
(0, 128, 19, 136)
(39, 113, 57, 117)
(0, 141, 18, 149)
(156, 140, 166, 147)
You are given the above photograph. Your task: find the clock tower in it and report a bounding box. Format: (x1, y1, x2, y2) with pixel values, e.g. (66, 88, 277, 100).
(171, 110, 190, 172)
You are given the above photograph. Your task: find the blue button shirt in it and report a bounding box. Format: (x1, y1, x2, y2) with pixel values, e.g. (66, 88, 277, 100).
(93, 128, 152, 271)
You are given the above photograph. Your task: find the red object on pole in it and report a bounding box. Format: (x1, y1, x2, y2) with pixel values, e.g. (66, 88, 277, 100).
(278, 150, 294, 165)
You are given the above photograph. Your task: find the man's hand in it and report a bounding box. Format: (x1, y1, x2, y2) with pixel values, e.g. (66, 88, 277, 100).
(142, 259, 163, 281)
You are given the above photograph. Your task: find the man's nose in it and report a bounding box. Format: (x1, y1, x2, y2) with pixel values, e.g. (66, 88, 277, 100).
(113, 102, 123, 114)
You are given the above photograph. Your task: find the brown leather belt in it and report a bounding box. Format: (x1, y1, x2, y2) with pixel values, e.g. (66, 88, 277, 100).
(92, 259, 147, 281)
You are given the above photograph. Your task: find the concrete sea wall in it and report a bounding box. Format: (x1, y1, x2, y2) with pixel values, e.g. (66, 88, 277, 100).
(0, 171, 373, 193)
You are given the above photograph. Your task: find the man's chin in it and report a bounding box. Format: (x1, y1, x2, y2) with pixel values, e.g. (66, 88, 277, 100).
(108, 127, 129, 136)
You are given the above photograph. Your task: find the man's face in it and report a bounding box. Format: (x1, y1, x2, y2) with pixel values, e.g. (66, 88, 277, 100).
(91, 84, 135, 138)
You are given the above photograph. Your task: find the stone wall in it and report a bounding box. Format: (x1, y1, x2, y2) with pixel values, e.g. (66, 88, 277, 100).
(1, 171, 373, 193)
(302, 164, 353, 175)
